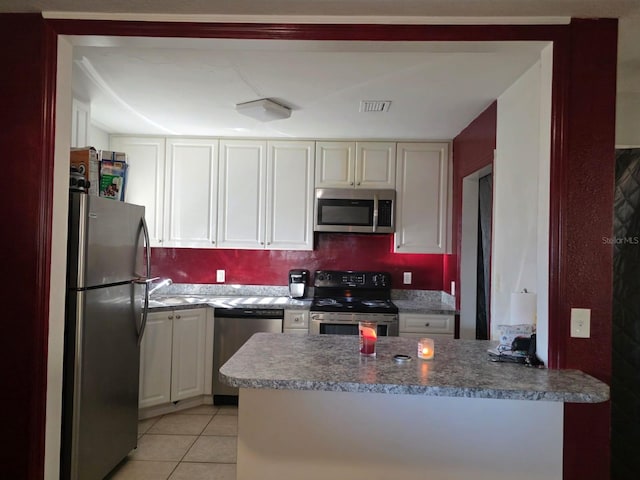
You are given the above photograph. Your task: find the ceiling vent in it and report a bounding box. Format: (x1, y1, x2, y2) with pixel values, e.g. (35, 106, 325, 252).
(359, 100, 392, 113)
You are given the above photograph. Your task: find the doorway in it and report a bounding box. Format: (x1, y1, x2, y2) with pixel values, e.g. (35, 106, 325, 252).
(460, 164, 493, 340)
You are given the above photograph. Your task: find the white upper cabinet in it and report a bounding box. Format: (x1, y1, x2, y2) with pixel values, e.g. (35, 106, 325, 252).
(164, 138, 218, 248)
(217, 140, 267, 249)
(355, 142, 396, 189)
(315, 141, 356, 188)
(315, 141, 395, 189)
(218, 140, 315, 250)
(395, 142, 451, 254)
(266, 141, 315, 250)
(111, 136, 166, 247)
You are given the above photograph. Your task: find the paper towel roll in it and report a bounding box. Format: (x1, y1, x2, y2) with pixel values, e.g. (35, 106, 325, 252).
(509, 292, 537, 325)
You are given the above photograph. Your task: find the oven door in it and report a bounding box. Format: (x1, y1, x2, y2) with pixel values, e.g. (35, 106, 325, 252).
(316, 323, 389, 336)
(309, 313, 398, 336)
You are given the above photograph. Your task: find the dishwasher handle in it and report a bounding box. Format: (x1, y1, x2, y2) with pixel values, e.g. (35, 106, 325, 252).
(214, 308, 285, 319)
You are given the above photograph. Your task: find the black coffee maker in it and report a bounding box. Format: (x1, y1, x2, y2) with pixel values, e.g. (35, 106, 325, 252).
(288, 269, 309, 298)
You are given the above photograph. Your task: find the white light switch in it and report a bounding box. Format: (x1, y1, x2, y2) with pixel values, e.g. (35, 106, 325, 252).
(403, 272, 412, 285)
(216, 269, 225, 283)
(570, 308, 591, 338)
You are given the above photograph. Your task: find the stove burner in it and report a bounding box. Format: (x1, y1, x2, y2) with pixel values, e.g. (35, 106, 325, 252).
(361, 300, 390, 308)
(314, 298, 343, 307)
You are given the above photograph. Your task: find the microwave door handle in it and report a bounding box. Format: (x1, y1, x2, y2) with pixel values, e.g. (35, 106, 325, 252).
(373, 194, 379, 233)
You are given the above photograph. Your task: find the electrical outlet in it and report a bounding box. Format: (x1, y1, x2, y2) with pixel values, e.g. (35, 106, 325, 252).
(570, 308, 591, 338)
(403, 272, 412, 285)
(216, 269, 225, 283)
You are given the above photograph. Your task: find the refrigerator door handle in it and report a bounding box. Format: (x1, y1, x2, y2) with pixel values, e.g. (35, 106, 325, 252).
(135, 217, 155, 345)
(132, 276, 159, 345)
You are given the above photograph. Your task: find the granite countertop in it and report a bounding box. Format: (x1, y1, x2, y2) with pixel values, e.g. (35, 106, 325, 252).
(149, 294, 311, 311)
(148, 288, 457, 314)
(392, 299, 457, 315)
(219, 333, 609, 403)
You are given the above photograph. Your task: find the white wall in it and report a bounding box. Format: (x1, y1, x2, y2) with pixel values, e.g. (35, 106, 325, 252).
(90, 123, 110, 150)
(493, 45, 552, 366)
(616, 92, 640, 147)
(45, 37, 72, 480)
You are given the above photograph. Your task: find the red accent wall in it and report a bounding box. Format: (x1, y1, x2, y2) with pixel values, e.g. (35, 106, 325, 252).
(448, 102, 497, 308)
(152, 234, 444, 289)
(0, 13, 52, 480)
(558, 19, 617, 480)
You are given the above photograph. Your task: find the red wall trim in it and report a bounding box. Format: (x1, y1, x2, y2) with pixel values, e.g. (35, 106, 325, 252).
(0, 13, 54, 480)
(6, 17, 612, 480)
(560, 18, 617, 480)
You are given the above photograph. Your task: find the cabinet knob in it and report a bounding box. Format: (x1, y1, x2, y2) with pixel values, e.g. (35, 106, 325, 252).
(176, 314, 181, 319)
(158, 239, 162, 243)
(168, 315, 174, 319)
(267, 242, 271, 245)
(260, 241, 264, 245)
(212, 240, 215, 244)
(425, 323, 430, 327)
(357, 182, 361, 186)
(350, 182, 354, 186)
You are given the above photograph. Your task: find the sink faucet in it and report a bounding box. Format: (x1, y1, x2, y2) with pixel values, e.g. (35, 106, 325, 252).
(148, 278, 173, 296)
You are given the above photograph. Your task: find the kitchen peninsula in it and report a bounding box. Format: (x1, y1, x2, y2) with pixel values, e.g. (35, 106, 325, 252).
(220, 333, 608, 480)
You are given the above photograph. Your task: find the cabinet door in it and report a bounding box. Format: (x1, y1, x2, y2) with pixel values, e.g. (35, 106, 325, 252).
(315, 141, 356, 188)
(355, 142, 396, 189)
(395, 143, 450, 253)
(171, 308, 207, 402)
(164, 138, 218, 248)
(139, 311, 173, 408)
(110, 136, 166, 247)
(217, 140, 267, 248)
(266, 141, 315, 250)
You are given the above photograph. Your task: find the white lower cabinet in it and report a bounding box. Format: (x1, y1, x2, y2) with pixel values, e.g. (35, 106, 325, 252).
(398, 313, 455, 339)
(283, 310, 309, 334)
(139, 308, 209, 408)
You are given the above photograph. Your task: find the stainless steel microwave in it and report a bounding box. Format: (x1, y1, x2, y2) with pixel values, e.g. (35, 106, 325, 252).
(314, 188, 395, 233)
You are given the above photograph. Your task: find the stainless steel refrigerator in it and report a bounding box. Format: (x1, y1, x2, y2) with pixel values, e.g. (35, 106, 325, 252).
(61, 192, 153, 480)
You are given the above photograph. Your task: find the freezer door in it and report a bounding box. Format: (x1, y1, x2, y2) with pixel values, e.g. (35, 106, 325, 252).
(68, 192, 146, 288)
(62, 282, 143, 480)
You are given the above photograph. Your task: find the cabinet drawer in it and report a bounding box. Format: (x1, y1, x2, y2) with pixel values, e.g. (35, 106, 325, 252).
(283, 310, 309, 329)
(399, 314, 454, 334)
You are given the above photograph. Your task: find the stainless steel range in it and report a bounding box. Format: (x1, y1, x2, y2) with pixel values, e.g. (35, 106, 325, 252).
(309, 270, 399, 336)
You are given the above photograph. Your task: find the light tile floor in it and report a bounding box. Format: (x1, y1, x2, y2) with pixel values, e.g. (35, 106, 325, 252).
(106, 405, 238, 480)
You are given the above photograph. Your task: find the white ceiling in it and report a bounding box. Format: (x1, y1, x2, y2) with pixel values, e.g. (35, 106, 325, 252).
(72, 39, 547, 139)
(3, 0, 639, 138)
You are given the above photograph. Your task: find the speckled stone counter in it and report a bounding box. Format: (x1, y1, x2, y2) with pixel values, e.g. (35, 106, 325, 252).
(148, 294, 311, 311)
(148, 283, 457, 314)
(220, 333, 608, 403)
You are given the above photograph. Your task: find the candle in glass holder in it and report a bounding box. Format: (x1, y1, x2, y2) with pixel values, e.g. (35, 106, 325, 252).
(359, 321, 378, 357)
(417, 338, 434, 360)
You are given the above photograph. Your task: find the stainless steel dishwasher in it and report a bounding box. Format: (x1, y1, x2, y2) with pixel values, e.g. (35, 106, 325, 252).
(213, 308, 284, 404)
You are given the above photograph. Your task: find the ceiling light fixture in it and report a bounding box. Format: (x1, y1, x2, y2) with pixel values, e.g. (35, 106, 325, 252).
(236, 98, 291, 122)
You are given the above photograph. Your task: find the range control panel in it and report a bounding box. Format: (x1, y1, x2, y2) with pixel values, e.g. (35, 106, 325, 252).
(314, 270, 391, 289)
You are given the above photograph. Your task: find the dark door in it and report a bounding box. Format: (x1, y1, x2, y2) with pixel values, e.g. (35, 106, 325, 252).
(612, 148, 640, 479)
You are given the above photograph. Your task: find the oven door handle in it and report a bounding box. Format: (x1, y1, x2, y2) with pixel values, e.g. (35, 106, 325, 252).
(372, 193, 379, 233)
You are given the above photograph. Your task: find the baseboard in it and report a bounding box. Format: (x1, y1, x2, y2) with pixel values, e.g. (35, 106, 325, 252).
(138, 395, 213, 420)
